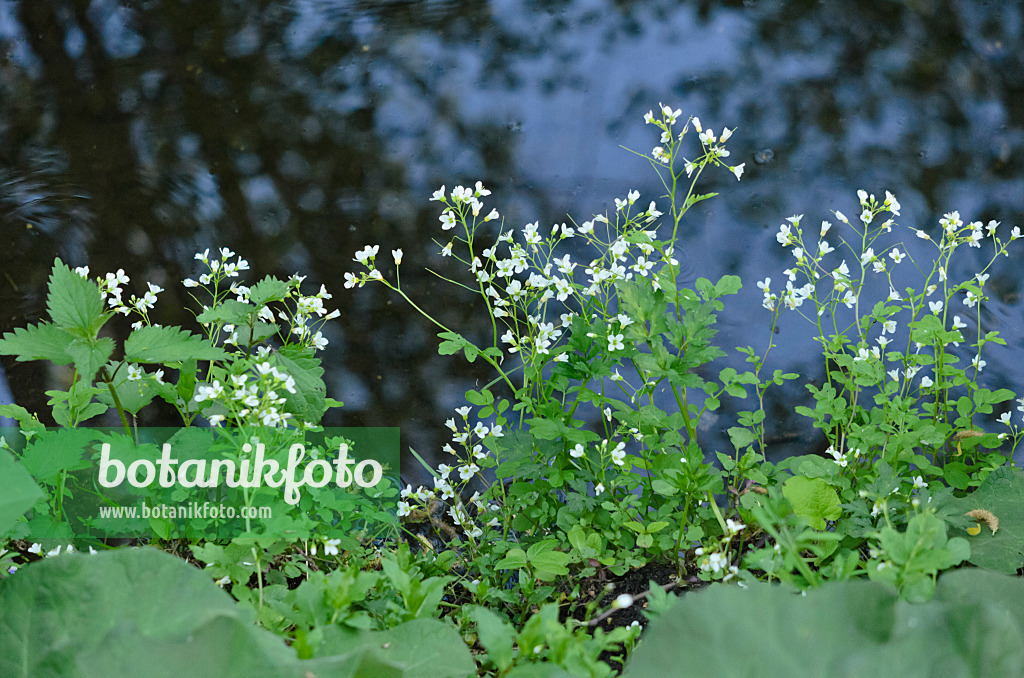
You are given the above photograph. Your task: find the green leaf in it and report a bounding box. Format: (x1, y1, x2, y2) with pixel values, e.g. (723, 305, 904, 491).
(624, 569, 1024, 678)
(471, 606, 516, 672)
(246, 276, 290, 307)
(96, 376, 161, 415)
(0, 548, 313, 678)
(496, 547, 528, 570)
(437, 331, 480, 363)
(714, 275, 742, 296)
(0, 449, 43, 536)
(950, 466, 1024, 574)
(782, 475, 841, 529)
(317, 618, 476, 678)
(528, 549, 570, 579)
(0, 323, 75, 365)
(124, 325, 228, 364)
(195, 300, 255, 326)
(728, 426, 756, 451)
(18, 428, 100, 485)
(46, 258, 105, 338)
(65, 337, 114, 385)
(0, 404, 44, 433)
(274, 347, 327, 423)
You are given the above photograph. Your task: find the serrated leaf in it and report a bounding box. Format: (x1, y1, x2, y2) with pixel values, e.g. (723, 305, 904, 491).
(95, 376, 160, 415)
(124, 325, 228, 364)
(46, 258, 105, 337)
(246, 276, 290, 307)
(0, 323, 75, 364)
(18, 428, 100, 485)
(65, 337, 115, 385)
(274, 347, 327, 423)
(0, 404, 44, 432)
(195, 300, 255, 326)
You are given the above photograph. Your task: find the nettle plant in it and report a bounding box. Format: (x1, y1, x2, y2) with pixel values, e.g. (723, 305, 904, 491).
(347, 105, 771, 603)
(0, 250, 398, 549)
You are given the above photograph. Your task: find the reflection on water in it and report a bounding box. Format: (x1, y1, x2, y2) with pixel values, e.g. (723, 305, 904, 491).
(1, 0, 1022, 474)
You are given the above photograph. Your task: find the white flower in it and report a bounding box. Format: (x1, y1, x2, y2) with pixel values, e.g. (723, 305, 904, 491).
(884, 191, 900, 215)
(354, 245, 379, 264)
(215, 576, 231, 588)
(999, 412, 1012, 425)
(570, 444, 585, 458)
(912, 476, 927, 490)
(608, 333, 625, 351)
(610, 442, 627, 466)
(731, 163, 745, 180)
(921, 376, 934, 388)
(323, 538, 341, 556)
(818, 240, 835, 255)
(725, 518, 745, 535)
(392, 249, 403, 265)
(928, 300, 943, 314)
(594, 482, 605, 496)
(776, 223, 793, 245)
(613, 594, 633, 609)
(888, 248, 905, 264)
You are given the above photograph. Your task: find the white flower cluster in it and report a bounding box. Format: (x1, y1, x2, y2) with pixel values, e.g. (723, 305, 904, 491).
(643, 104, 745, 180)
(194, 349, 299, 428)
(76, 265, 166, 331)
(396, 406, 505, 540)
(184, 248, 338, 353)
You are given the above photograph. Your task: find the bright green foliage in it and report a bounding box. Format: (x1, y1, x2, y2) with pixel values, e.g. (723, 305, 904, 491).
(0, 548, 304, 678)
(951, 466, 1024, 573)
(866, 512, 970, 602)
(0, 547, 474, 678)
(0, 449, 42, 537)
(782, 475, 842, 529)
(124, 325, 228, 363)
(46, 258, 106, 338)
(2, 107, 1024, 676)
(625, 569, 1024, 678)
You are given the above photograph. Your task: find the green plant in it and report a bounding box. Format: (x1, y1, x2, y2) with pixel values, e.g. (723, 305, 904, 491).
(2, 103, 1024, 677)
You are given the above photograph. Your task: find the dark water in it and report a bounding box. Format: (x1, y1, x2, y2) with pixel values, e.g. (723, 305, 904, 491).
(1, 0, 1023, 474)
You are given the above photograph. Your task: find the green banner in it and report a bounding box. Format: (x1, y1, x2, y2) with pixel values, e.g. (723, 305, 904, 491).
(0, 427, 399, 540)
